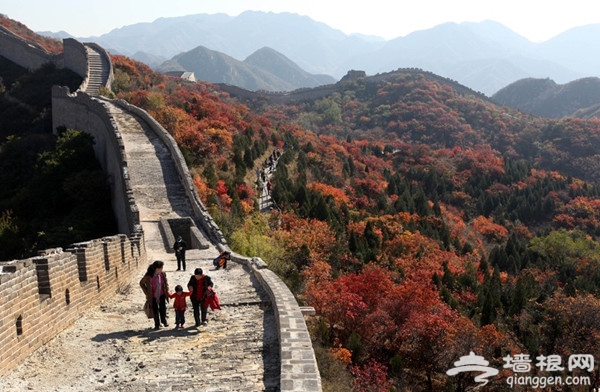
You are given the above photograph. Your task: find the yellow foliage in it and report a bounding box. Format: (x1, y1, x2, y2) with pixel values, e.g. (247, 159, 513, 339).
(229, 213, 286, 264)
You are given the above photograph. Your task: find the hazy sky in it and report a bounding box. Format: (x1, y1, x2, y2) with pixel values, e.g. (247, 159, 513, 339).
(2, 0, 598, 42)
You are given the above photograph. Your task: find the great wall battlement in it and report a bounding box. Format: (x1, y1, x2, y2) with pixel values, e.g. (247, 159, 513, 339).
(0, 27, 321, 391)
(0, 232, 146, 375)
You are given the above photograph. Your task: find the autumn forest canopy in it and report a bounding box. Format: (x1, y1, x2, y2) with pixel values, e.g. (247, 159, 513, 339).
(105, 57, 600, 391)
(4, 37, 600, 390)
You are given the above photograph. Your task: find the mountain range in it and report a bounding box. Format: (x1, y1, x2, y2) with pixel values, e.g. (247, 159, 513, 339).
(42, 11, 600, 95)
(157, 46, 336, 91)
(493, 77, 600, 118)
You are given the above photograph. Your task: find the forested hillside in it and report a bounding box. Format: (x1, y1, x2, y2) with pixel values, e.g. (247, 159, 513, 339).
(108, 56, 600, 391)
(493, 76, 600, 119)
(0, 57, 116, 260)
(0, 15, 62, 53)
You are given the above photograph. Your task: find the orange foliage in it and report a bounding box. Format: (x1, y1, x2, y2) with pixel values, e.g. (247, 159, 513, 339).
(193, 175, 212, 204)
(0, 15, 62, 54)
(472, 215, 509, 242)
(309, 182, 350, 206)
(329, 346, 352, 365)
(276, 213, 337, 262)
(554, 196, 600, 231)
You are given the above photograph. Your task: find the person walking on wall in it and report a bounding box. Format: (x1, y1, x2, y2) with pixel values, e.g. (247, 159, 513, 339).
(168, 285, 192, 329)
(187, 268, 213, 327)
(140, 260, 170, 330)
(140, 263, 157, 322)
(173, 236, 187, 271)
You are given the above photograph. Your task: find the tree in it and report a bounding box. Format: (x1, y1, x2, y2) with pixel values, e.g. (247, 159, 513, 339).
(350, 358, 392, 392)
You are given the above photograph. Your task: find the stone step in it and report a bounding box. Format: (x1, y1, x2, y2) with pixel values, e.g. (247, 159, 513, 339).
(84, 45, 109, 96)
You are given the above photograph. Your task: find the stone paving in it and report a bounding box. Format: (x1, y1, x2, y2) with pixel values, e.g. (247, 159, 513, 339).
(0, 247, 279, 392)
(1, 103, 281, 391)
(104, 246, 280, 392)
(108, 103, 194, 221)
(107, 102, 281, 391)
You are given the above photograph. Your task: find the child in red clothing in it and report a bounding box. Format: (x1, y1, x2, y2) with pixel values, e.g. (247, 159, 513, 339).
(168, 285, 192, 329)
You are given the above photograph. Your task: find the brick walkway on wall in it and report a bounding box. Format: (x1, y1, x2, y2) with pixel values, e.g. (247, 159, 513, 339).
(0, 102, 281, 391)
(106, 102, 281, 391)
(1, 247, 280, 391)
(110, 105, 279, 391)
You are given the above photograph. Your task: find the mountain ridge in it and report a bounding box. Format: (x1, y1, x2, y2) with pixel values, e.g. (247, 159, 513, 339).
(493, 76, 600, 118)
(44, 11, 600, 95)
(158, 45, 336, 91)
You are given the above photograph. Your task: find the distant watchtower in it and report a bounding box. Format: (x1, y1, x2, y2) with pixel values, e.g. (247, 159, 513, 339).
(340, 69, 367, 82)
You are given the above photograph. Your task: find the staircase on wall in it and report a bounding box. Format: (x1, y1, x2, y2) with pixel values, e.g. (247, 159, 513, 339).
(108, 104, 194, 222)
(0, 31, 321, 389)
(102, 101, 281, 391)
(84, 45, 109, 95)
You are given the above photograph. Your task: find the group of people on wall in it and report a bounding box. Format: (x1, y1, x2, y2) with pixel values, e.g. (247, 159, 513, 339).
(257, 148, 283, 198)
(139, 236, 230, 330)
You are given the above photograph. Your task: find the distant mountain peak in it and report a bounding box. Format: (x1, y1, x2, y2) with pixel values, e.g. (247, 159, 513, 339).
(493, 77, 600, 118)
(157, 45, 335, 91)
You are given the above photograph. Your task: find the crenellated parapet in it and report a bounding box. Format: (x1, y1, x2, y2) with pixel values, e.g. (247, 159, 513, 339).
(0, 231, 145, 374)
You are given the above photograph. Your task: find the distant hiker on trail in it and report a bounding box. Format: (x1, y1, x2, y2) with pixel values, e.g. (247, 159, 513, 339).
(187, 268, 213, 327)
(213, 250, 231, 270)
(140, 260, 170, 330)
(173, 236, 186, 271)
(168, 285, 192, 329)
(266, 181, 272, 195)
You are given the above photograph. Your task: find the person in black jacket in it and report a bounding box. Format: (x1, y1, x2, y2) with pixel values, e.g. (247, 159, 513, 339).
(187, 268, 213, 327)
(173, 236, 187, 271)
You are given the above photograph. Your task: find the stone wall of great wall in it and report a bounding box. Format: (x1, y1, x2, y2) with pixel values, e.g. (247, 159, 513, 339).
(0, 233, 145, 374)
(0, 27, 321, 390)
(52, 87, 140, 236)
(109, 98, 322, 391)
(0, 25, 62, 70)
(0, 31, 147, 376)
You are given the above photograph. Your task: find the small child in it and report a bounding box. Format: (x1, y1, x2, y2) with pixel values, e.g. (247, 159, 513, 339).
(168, 285, 192, 329)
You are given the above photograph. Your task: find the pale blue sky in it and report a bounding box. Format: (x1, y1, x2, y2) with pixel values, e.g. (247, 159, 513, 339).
(2, 0, 598, 42)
